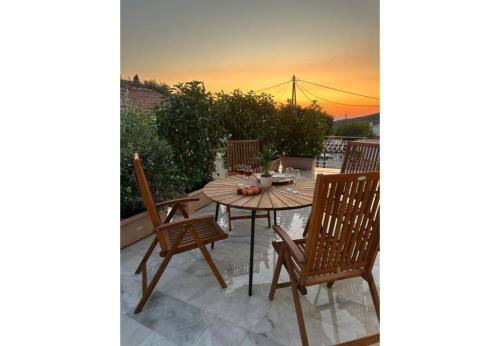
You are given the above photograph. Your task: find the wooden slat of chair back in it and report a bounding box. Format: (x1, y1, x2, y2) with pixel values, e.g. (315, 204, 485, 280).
(227, 140, 260, 172)
(341, 141, 380, 173)
(304, 172, 380, 276)
(133, 153, 170, 251)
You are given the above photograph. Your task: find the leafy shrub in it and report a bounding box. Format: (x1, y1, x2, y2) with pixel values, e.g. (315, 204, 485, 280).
(214, 90, 278, 146)
(121, 78, 336, 219)
(156, 81, 223, 192)
(260, 146, 273, 176)
(333, 121, 372, 137)
(214, 91, 330, 158)
(121, 106, 185, 219)
(275, 103, 330, 157)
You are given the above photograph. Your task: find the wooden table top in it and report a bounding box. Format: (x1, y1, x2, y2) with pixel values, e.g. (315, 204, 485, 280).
(203, 175, 316, 211)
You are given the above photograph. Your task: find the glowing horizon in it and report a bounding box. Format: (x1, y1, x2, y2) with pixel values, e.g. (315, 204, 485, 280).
(121, 0, 379, 118)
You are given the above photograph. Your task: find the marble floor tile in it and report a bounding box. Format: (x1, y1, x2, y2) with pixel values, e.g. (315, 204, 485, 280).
(253, 302, 340, 346)
(239, 331, 287, 346)
(188, 283, 272, 331)
(121, 198, 380, 345)
(121, 315, 178, 346)
(130, 292, 210, 345)
(196, 314, 249, 346)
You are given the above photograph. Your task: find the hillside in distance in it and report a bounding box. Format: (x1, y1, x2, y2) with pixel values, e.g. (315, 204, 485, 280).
(333, 113, 379, 128)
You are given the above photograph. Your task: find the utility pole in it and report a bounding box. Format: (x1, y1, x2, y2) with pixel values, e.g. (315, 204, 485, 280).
(291, 75, 297, 114)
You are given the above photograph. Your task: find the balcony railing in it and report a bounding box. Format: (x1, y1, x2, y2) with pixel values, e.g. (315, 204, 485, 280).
(316, 136, 369, 168)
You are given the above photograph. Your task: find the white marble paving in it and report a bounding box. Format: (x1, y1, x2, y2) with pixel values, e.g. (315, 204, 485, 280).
(121, 172, 380, 346)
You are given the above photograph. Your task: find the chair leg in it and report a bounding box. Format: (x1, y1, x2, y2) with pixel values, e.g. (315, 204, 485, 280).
(284, 250, 309, 346)
(269, 245, 285, 300)
(134, 237, 158, 275)
(135, 227, 189, 314)
(267, 210, 271, 228)
(364, 272, 380, 321)
(189, 227, 227, 289)
(134, 253, 173, 314)
(326, 280, 335, 288)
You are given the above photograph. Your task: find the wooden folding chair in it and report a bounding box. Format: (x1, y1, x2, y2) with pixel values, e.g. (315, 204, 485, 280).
(132, 153, 228, 314)
(341, 141, 380, 174)
(269, 172, 380, 346)
(225, 139, 271, 231)
(303, 141, 379, 237)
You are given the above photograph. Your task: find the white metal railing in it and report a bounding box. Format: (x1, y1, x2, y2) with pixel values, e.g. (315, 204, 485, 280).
(316, 136, 368, 168)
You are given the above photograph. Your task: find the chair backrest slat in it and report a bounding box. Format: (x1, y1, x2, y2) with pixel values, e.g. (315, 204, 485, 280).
(341, 141, 380, 173)
(227, 140, 260, 172)
(304, 172, 380, 277)
(133, 153, 170, 250)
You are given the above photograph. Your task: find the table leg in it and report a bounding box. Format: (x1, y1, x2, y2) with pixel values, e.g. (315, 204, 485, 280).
(249, 210, 256, 296)
(273, 210, 277, 225)
(211, 202, 219, 250)
(214, 202, 220, 222)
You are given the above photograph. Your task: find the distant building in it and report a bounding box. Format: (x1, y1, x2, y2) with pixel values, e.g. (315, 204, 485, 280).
(120, 86, 165, 112)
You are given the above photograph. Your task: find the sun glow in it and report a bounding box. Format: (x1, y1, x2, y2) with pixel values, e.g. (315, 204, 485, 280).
(121, 0, 379, 118)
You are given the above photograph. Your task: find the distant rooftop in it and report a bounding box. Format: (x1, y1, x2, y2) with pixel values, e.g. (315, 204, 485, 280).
(121, 86, 165, 113)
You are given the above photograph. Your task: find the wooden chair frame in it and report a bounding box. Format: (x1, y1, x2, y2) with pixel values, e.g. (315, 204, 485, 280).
(269, 172, 380, 346)
(340, 141, 380, 174)
(226, 139, 271, 231)
(303, 141, 380, 237)
(132, 153, 228, 314)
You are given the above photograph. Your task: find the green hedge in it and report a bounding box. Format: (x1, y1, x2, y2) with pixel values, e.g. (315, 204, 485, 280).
(214, 90, 278, 146)
(214, 90, 330, 157)
(121, 81, 332, 219)
(120, 106, 185, 219)
(333, 121, 372, 137)
(274, 103, 330, 157)
(156, 81, 223, 192)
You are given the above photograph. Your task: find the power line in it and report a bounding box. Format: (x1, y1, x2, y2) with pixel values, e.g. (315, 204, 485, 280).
(298, 82, 380, 108)
(275, 82, 289, 102)
(254, 79, 291, 93)
(296, 83, 314, 103)
(298, 83, 348, 114)
(297, 78, 380, 100)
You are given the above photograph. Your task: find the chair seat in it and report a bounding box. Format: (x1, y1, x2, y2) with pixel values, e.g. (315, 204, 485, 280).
(272, 239, 363, 284)
(163, 216, 228, 255)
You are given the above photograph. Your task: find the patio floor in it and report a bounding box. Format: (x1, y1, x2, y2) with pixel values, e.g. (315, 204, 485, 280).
(121, 169, 379, 346)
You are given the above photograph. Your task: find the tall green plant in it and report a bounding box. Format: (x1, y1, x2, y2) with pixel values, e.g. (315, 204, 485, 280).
(121, 107, 185, 219)
(260, 146, 272, 176)
(156, 81, 223, 191)
(214, 90, 278, 146)
(275, 102, 330, 157)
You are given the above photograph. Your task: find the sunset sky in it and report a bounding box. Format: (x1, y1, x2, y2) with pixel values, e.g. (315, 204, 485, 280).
(121, 0, 379, 117)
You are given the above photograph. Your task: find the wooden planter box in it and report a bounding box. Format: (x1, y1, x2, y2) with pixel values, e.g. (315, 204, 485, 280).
(120, 188, 212, 249)
(120, 210, 157, 249)
(270, 156, 316, 173)
(185, 188, 212, 215)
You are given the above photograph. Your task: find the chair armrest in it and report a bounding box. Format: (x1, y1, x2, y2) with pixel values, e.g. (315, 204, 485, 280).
(153, 215, 215, 232)
(272, 225, 306, 264)
(155, 197, 200, 208)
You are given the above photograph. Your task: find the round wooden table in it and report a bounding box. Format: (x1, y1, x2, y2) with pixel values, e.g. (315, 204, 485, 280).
(203, 174, 315, 296)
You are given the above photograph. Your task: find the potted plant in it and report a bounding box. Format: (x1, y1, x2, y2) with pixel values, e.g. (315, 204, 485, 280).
(259, 146, 273, 188)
